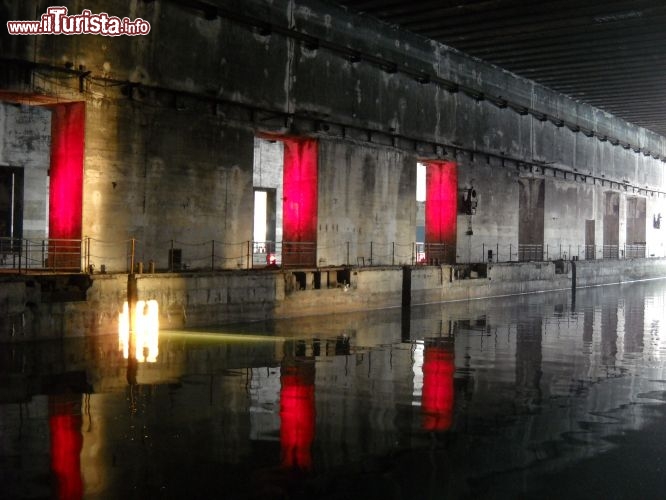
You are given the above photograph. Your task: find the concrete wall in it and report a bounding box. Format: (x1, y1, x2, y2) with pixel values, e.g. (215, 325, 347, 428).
(575, 258, 666, 287)
(317, 138, 416, 266)
(84, 98, 255, 272)
(4, 258, 666, 341)
(2, 0, 666, 271)
(410, 262, 571, 305)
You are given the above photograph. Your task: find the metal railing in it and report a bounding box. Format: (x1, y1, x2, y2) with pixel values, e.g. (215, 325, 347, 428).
(0, 236, 658, 274)
(0, 237, 84, 272)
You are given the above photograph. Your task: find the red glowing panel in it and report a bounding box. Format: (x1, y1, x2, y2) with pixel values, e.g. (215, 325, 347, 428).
(282, 138, 318, 266)
(425, 161, 457, 262)
(280, 366, 315, 470)
(422, 345, 455, 431)
(49, 397, 83, 500)
(49, 102, 85, 241)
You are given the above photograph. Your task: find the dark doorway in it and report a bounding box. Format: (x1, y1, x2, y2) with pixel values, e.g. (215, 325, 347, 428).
(518, 178, 544, 261)
(625, 197, 646, 258)
(603, 192, 619, 258)
(0, 166, 24, 252)
(585, 220, 595, 260)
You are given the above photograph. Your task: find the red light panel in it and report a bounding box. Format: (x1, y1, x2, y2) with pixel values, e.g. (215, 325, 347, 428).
(282, 139, 318, 266)
(49, 102, 85, 240)
(425, 161, 457, 262)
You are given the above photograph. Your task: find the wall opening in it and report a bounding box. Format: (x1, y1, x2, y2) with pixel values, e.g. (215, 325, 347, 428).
(253, 138, 284, 267)
(415, 162, 426, 263)
(253, 188, 277, 266)
(603, 191, 619, 258)
(0, 166, 24, 252)
(253, 137, 318, 268)
(422, 161, 457, 264)
(585, 219, 595, 260)
(282, 138, 318, 267)
(0, 98, 84, 270)
(48, 102, 85, 269)
(518, 178, 544, 261)
(625, 196, 646, 258)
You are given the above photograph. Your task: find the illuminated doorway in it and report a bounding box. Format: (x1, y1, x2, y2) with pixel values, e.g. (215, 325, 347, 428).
(253, 137, 318, 268)
(415, 162, 426, 263)
(252, 188, 278, 266)
(0, 98, 84, 270)
(419, 160, 458, 265)
(253, 138, 283, 267)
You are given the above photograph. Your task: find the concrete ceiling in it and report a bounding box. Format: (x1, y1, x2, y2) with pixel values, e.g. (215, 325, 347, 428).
(334, 0, 666, 138)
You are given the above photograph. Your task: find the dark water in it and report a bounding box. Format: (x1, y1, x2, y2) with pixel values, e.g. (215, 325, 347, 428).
(3, 280, 666, 499)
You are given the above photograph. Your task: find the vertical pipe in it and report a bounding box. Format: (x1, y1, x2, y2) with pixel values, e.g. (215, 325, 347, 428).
(211, 240, 215, 271)
(170, 239, 174, 272)
(482, 243, 485, 263)
(86, 237, 90, 272)
(130, 238, 136, 274)
(392, 242, 395, 266)
(346, 241, 350, 267)
(370, 241, 373, 266)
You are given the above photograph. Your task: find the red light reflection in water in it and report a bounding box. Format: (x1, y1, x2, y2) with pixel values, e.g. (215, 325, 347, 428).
(422, 343, 455, 431)
(425, 161, 457, 263)
(49, 394, 83, 500)
(280, 363, 315, 470)
(282, 138, 318, 266)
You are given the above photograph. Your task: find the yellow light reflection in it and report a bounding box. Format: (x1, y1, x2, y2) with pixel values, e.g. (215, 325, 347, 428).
(162, 330, 287, 343)
(118, 300, 160, 363)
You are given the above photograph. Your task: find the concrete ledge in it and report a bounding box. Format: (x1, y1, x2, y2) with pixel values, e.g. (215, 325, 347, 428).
(2, 258, 666, 340)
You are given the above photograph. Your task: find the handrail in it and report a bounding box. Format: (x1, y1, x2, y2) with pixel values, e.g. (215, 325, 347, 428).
(0, 237, 658, 274)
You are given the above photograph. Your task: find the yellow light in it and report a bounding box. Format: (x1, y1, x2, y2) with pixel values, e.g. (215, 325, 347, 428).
(118, 299, 159, 363)
(118, 302, 130, 359)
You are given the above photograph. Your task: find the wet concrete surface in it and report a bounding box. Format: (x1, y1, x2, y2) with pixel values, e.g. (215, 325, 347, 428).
(2, 280, 666, 499)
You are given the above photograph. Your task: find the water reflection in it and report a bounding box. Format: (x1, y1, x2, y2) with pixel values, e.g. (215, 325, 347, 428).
(421, 339, 455, 431)
(49, 394, 83, 500)
(280, 358, 315, 470)
(4, 281, 666, 498)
